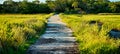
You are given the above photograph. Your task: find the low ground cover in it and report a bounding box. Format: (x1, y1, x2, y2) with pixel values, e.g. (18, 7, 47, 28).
(60, 14, 120, 54)
(0, 13, 53, 54)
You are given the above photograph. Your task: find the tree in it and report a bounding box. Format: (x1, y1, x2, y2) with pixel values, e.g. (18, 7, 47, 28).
(33, 0, 40, 4)
(0, 4, 2, 12)
(109, 2, 120, 13)
(4, 0, 13, 5)
(72, 2, 79, 9)
(46, 0, 56, 11)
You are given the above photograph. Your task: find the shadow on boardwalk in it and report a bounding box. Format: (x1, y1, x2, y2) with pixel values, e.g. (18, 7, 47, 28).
(27, 15, 79, 54)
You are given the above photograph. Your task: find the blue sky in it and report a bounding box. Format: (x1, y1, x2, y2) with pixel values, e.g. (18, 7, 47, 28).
(0, 0, 120, 4)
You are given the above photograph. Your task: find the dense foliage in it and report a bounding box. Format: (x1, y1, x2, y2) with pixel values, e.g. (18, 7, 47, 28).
(0, 0, 120, 14)
(46, 0, 120, 13)
(60, 14, 120, 54)
(0, 13, 53, 54)
(0, 0, 51, 14)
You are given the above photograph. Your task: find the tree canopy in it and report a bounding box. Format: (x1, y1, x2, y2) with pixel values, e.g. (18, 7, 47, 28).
(0, 0, 120, 14)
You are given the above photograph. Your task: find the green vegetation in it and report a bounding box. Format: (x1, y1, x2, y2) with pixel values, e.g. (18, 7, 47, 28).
(0, 0, 120, 54)
(0, 0, 51, 14)
(0, 13, 53, 54)
(0, 0, 120, 14)
(60, 14, 120, 54)
(46, 0, 120, 13)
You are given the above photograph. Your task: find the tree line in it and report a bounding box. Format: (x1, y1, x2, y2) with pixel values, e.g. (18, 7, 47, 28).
(0, 0, 120, 14)
(0, 0, 51, 14)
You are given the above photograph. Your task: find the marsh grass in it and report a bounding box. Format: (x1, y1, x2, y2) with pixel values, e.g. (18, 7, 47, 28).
(0, 13, 53, 54)
(60, 14, 120, 54)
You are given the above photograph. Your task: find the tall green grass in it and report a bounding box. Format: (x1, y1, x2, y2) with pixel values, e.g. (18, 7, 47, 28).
(60, 14, 120, 54)
(0, 13, 53, 54)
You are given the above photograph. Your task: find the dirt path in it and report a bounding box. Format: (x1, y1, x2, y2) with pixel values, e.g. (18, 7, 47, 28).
(27, 15, 79, 54)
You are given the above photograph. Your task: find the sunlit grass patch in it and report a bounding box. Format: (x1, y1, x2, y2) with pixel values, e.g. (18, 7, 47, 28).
(0, 13, 53, 54)
(60, 14, 120, 54)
